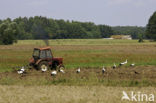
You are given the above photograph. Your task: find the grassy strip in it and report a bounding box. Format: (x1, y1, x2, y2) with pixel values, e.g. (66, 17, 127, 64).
(0, 77, 155, 87)
(14, 39, 154, 45)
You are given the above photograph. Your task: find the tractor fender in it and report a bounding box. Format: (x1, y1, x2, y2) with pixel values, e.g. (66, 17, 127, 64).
(35, 59, 44, 65)
(36, 59, 51, 66)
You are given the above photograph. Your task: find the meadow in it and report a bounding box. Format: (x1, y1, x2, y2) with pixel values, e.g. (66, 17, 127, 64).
(0, 39, 156, 103)
(0, 39, 155, 85)
(0, 39, 156, 72)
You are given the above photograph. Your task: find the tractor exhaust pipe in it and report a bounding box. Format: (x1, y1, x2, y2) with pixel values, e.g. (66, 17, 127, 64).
(43, 39, 49, 46)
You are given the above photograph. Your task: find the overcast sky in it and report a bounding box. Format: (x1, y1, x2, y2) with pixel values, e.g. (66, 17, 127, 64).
(0, 0, 156, 26)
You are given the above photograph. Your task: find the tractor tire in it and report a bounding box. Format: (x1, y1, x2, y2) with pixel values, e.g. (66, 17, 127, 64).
(38, 61, 49, 70)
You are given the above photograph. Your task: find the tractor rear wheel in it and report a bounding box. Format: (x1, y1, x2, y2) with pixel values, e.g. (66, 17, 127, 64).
(38, 61, 49, 70)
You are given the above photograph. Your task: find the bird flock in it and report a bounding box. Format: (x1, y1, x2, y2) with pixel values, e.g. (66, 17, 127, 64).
(17, 59, 135, 76)
(102, 59, 135, 74)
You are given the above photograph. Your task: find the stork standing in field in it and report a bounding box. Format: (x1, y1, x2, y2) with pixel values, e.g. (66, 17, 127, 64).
(113, 63, 116, 69)
(17, 66, 25, 74)
(120, 59, 127, 66)
(102, 66, 106, 74)
(130, 63, 135, 67)
(51, 70, 57, 76)
(21, 66, 25, 71)
(76, 68, 80, 73)
(17, 70, 24, 74)
(119, 62, 125, 66)
(124, 59, 127, 64)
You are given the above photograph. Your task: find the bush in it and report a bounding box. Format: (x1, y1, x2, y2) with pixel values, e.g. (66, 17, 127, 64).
(138, 38, 144, 43)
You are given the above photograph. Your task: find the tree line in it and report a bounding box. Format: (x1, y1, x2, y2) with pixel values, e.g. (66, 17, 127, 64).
(0, 13, 155, 45)
(0, 16, 113, 41)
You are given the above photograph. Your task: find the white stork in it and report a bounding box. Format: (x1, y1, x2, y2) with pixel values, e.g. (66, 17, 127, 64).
(76, 68, 80, 73)
(51, 71, 57, 76)
(102, 66, 106, 74)
(113, 63, 116, 69)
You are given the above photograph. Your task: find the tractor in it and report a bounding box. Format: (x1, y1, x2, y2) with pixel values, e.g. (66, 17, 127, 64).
(29, 47, 64, 70)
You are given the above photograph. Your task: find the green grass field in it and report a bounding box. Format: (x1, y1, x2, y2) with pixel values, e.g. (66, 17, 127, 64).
(15, 39, 155, 45)
(0, 39, 156, 86)
(0, 39, 155, 72)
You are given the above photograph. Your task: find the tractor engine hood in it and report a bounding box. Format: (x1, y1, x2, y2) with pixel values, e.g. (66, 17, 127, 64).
(53, 57, 63, 64)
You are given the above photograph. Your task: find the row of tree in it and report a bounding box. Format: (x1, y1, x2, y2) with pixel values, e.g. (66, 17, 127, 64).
(0, 11, 156, 45)
(12, 16, 114, 40)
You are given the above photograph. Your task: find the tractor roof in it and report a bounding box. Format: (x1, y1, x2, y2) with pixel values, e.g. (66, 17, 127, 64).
(34, 47, 51, 50)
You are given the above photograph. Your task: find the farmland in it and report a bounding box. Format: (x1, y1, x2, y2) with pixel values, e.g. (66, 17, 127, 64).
(0, 39, 156, 72)
(0, 85, 156, 103)
(0, 39, 156, 103)
(0, 39, 156, 84)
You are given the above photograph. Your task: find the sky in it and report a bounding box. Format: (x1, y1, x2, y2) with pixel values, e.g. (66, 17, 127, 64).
(0, 0, 156, 26)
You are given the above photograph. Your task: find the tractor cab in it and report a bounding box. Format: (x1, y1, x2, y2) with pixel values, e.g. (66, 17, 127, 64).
(33, 47, 52, 60)
(29, 47, 64, 70)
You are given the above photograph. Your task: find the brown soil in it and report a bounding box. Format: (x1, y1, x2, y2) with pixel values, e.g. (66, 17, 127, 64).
(0, 66, 156, 81)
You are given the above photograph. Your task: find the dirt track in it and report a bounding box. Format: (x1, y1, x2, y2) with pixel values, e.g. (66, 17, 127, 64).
(1, 66, 156, 81)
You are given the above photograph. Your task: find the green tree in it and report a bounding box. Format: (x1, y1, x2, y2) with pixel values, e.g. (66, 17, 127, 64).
(0, 20, 2, 24)
(138, 34, 144, 42)
(0, 20, 18, 45)
(146, 11, 156, 41)
(98, 25, 114, 38)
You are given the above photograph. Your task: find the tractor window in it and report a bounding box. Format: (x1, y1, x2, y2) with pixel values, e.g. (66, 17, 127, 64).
(46, 50, 52, 58)
(40, 50, 46, 58)
(33, 49, 39, 57)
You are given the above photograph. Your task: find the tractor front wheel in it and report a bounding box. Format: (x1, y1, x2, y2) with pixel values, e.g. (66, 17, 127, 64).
(38, 61, 49, 70)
